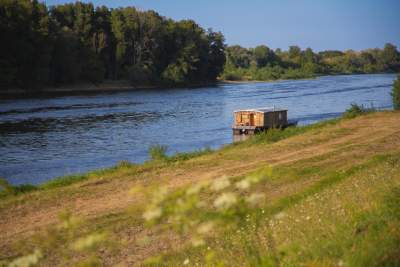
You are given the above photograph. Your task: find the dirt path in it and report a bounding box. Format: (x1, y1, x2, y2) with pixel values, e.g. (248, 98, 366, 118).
(0, 112, 399, 259)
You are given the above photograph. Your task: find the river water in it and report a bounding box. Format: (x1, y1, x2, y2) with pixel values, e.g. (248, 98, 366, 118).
(0, 74, 396, 185)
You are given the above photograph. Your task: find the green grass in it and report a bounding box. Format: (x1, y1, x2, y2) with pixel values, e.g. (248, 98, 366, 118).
(144, 152, 400, 266)
(0, 161, 139, 199)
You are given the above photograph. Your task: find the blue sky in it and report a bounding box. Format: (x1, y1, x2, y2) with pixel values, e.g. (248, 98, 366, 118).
(44, 0, 400, 51)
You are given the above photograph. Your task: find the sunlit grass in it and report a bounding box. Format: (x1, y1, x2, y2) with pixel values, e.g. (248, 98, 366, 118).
(143, 152, 400, 266)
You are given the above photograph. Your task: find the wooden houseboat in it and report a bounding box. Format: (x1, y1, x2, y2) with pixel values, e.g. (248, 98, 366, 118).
(232, 107, 297, 135)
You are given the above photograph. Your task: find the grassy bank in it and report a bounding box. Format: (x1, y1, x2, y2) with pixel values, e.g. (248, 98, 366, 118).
(0, 111, 399, 266)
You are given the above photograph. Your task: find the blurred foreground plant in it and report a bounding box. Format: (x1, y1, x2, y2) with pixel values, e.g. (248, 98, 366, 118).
(141, 166, 278, 266)
(3, 211, 108, 267)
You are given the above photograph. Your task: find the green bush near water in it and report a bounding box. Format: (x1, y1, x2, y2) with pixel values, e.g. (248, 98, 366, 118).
(392, 75, 400, 110)
(342, 103, 376, 119)
(148, 144, 169, 161)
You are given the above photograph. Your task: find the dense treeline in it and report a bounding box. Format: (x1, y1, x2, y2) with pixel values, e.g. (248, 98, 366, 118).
(1, 1, 399, 92)
(222, 44, 400, 81)
(0, 0, 225, 91)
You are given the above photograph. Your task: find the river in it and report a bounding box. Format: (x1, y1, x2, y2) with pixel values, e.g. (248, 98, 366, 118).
(0, 74, 396, 185)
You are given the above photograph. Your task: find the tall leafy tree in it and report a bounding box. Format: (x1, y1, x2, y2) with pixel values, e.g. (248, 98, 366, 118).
(381, 43, 399, 71)
(253, 45, 276, 68)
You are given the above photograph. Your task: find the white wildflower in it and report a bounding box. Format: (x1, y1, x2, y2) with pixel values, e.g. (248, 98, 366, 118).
(213, 192, 237, 210)
(151, 187, 168, 205)
(8, 249, 42, 267)
(72, 233, 106, 251)
(246, 193, 265, 206)
(186, 182, 204, 195)
(143, 206, 162, 221)
(210, 176, 230, 191)
(235, 178, 250, 190)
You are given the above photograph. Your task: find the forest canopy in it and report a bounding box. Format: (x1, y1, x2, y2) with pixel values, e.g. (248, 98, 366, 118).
(0, 0, 225, 90)
(0, 0, 399, 91)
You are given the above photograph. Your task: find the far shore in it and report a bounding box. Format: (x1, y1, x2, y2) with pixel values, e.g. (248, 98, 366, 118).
(0, 80, 219, 99)
(0, 77, 317, 99)
(0, 73, 394, 99)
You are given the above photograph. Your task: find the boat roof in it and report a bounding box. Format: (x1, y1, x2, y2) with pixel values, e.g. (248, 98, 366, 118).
(234, 107, 287, 113)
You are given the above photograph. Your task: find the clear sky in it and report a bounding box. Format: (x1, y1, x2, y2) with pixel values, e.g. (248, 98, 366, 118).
(44, 0, 400, 52)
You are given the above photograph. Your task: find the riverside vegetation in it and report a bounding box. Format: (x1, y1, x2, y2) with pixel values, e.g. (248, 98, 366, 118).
(1, 109, 400, 266)
(1, 1, 400, 93)
(392, 74, 400, 110)
(221, 44, 400, 81)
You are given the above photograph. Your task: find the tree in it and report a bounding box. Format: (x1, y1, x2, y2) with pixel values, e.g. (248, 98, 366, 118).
(288, 46, 301, 59)
(253, 45, 275, 68)
(205, 30, 226, 80)
(225, 45, 252, 68)
(50, 28, 81, 84)
(381, 43, 399, 71)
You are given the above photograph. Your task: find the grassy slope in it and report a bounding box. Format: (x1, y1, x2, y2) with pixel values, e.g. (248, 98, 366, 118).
(0, 111, 399, 266)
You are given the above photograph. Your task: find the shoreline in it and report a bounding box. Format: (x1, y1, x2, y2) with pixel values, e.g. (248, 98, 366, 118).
(0, 80, 220, 99)
(220, 72, 397, 85)
(1, 73, 395, 99)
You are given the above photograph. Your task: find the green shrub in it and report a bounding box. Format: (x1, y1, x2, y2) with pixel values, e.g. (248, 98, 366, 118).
(281, 68, 315, 80)
(343, 103, 364, 119)
(222, 72, 242, 81)
(343, 103, 375, 119)
(148, 144, 168, 161)
(392, 75, 400, 110)
(221, 67, 249, 81)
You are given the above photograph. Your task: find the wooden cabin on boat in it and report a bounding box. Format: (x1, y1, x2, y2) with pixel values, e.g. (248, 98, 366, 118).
(232, 107, 294, 135)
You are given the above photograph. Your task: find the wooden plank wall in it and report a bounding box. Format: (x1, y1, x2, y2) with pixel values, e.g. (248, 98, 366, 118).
(234, 111, 264, 126)
(235, 110, 287, 127)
